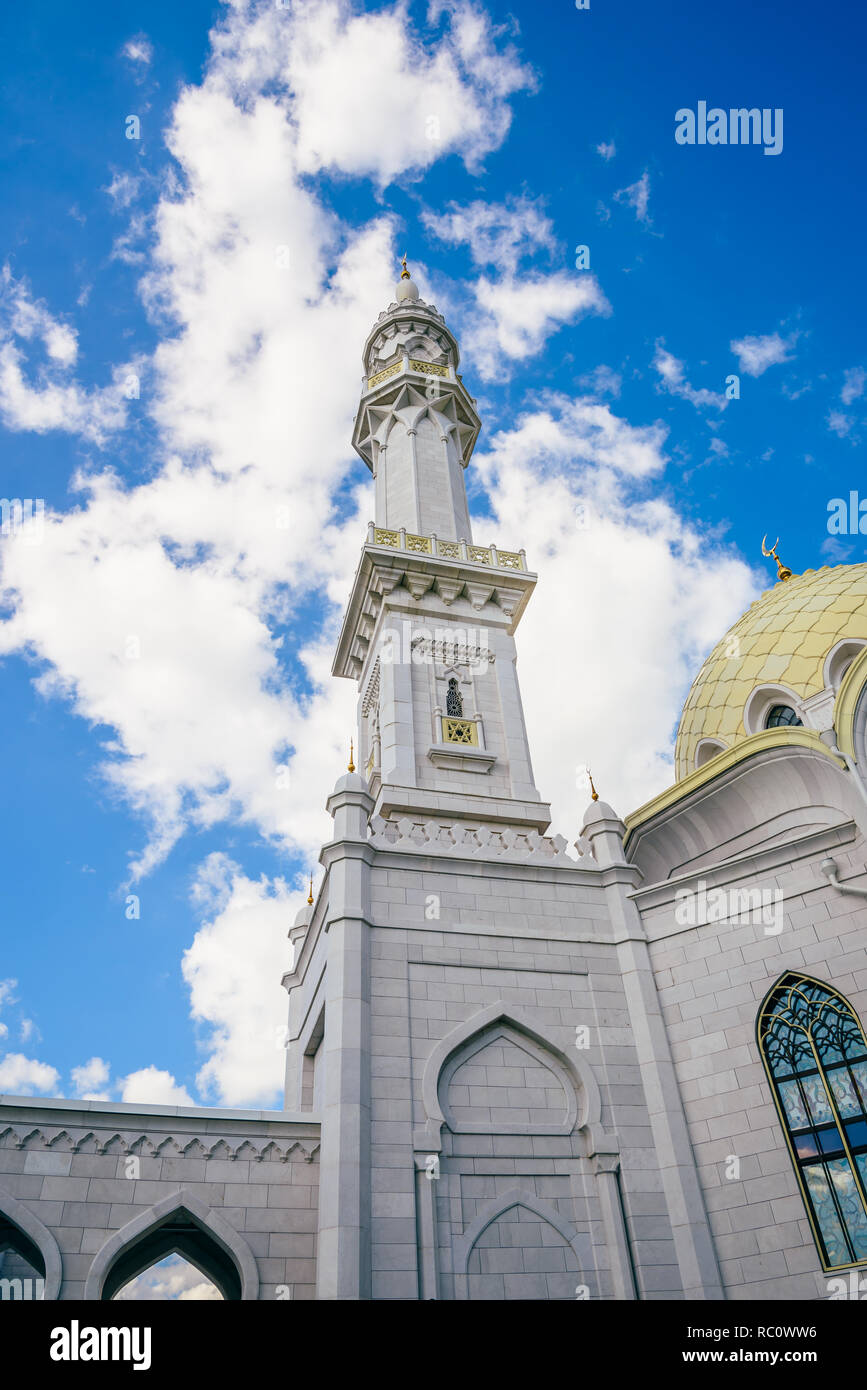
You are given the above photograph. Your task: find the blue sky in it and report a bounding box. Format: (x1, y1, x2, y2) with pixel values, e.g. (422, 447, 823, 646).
(1, 0, 864, 1113)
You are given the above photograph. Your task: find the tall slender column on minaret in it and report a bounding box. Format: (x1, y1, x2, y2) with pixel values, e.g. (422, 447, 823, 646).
(334, 260, 552, 836)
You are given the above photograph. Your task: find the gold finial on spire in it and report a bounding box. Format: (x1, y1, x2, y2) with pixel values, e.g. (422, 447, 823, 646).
(348, 738, 355, 773)
(587, 769, 599, 802)
(400, 252, 410, 280)
(307, 873, 314, 907)
(761, 535, 794, 583)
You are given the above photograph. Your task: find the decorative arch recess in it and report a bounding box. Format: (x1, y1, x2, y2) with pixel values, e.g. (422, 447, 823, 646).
(757, 973, 867, 1271)
(453, 1187, 592, 1301)
(84, 1189, 259, 1301)
(0, 1183, 63, 1299)
(420, 1003, 600, 1146)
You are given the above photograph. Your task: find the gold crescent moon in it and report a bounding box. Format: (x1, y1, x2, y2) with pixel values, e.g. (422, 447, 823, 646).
(761, 535, 778, 557)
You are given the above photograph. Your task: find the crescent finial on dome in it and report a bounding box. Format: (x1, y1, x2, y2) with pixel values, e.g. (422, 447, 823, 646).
(761, 535, 795, 583)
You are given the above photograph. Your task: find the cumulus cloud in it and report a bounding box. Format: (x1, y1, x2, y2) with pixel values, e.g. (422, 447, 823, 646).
(423, 195, 607, 378)
(466, 273, 610, 380)
(182, 853, 298, 1107)
(652, 342, 726, 411)
(243, 0, 534, 185)
(730, 330, 796, 377)
(118, 1066, 194, 1106)
(0, 1053, 61, 1095)
(70, 1056, 112, 1101)
(596, 140, 616, 160)
(422, 195, 553, 274)
(472, 397, 758, 821)
(0, 266, 133, 443)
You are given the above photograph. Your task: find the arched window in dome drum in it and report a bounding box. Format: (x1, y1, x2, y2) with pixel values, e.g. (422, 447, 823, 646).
(446, 678, 463, 718)
(765, 704, 802, 729)
(758, 974, 867, 1270)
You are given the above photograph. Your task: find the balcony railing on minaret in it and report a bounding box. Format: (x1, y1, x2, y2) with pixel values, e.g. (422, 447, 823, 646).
(364, 521, 527, 572)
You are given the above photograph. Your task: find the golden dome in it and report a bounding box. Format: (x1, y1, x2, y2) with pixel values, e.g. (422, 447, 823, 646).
(675, 563, 867, 780)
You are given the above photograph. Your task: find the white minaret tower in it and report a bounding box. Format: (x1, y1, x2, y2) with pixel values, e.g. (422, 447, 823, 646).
(333, 258, 551, 835)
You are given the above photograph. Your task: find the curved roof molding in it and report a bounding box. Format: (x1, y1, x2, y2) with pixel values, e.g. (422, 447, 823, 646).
(415, 1001, 603, 1152)
(625, 738, 855, 884)
(0, 1182, 63, 1299)
(833, 644, 867, 758)
(83, 1188, 259, 1302)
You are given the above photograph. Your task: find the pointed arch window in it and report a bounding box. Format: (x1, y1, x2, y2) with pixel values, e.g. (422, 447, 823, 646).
(446, 678, 463, 718)
(758, 974, 867, 1270)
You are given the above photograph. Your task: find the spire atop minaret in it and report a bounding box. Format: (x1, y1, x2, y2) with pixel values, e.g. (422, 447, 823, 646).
(395, 251, 419, 303)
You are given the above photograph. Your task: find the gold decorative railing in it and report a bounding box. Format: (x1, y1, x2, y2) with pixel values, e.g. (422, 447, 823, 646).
(367, 357, 451, 390)
(369, 525, 526, 572)
(441, 717, 478, 746)
(409, 359, 448, 377)
(367, 362, 403, 390)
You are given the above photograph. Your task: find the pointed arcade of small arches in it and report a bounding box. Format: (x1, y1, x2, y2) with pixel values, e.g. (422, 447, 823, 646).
(84, 1190, 259, 1302)
(0, 1182, 63, 1300)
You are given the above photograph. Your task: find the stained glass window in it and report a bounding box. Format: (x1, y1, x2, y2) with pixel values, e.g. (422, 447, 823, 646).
(758, 974, 867, 1269)
(446, 678, 463, 717)
(765, 704, 803, 728)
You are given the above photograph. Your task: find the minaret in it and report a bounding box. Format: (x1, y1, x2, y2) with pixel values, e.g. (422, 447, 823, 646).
(334, 260, 551, 834)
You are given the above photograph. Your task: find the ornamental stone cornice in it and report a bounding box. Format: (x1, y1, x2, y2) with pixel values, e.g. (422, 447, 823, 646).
(333, 543, 537, 681)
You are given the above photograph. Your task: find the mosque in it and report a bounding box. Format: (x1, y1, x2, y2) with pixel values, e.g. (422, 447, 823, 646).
(2, 261, 867, 1301)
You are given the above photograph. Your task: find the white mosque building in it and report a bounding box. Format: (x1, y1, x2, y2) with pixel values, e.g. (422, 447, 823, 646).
(2, 263, 867, 1301)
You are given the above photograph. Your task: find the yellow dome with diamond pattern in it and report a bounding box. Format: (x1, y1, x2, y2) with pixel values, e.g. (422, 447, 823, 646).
(674, 563, 867, 780)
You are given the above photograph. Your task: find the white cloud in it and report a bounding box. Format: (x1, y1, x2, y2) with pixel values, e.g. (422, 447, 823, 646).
(122, 35, 153, 67)
(182, 853, 297, 1107)
(730, 331, 796, 377)
(423, 196, 553, 274)
(105, 173, 141, 210)
(578, 364, 621, 397)
(614, 170, 651, 223)
(70, 1056, 112, 1101)
(0, 1053, 61, 1095)
(118, 1065, 194, 1106)
(466, 273, 610, 381)
(0, 979, 17, 1010)
(0, 1025, 7, 1040)
(422, 196, 607, 379)
(652, 342, 726, 411)
(115, 1253, 222, 1300)
(596, 140, 616, 160)
(472, 397, 758, 821)
(0, 267, 133, 443)
(827, 410, 853, 439)
(842, 367, 865, 405)
(245, 0, 535, 185)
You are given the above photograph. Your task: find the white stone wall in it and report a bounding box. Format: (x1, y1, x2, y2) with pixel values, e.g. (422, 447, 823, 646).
(0, 1101, 320, 1300)
(637, 832, 867, 1299)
